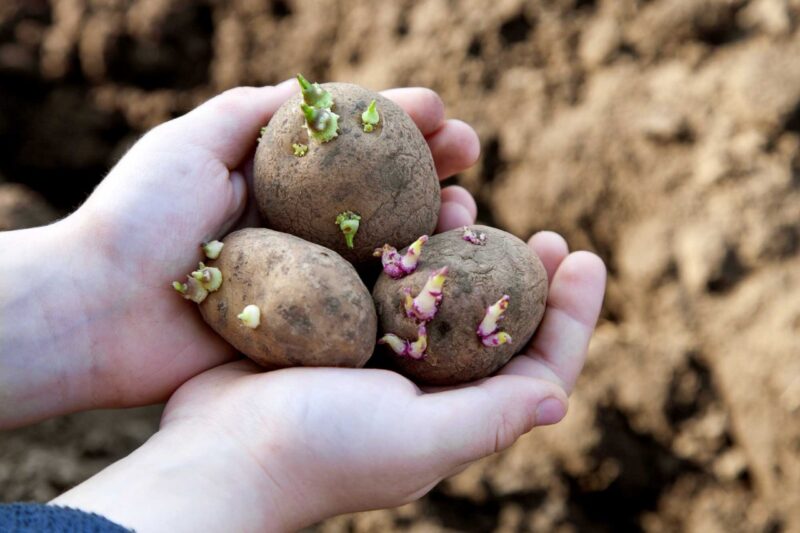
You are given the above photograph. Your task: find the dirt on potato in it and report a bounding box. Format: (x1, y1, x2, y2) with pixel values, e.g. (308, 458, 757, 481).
(2, 1, 800, 531)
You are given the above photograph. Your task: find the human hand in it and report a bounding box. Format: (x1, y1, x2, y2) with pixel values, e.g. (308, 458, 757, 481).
(53, 234, 605, 532)
(0, 81, 480, 427)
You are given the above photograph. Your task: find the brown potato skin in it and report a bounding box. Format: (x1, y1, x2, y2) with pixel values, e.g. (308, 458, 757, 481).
(254, 83, 440, 265)
(199, 228, 377, 369)
(372, 226, 547, 385)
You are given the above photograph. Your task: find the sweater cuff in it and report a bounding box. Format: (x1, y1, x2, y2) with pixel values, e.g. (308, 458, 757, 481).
(0, 503, 132, 532)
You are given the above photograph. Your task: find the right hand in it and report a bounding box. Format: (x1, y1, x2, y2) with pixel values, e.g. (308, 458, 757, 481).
(53, 232, 605, 532)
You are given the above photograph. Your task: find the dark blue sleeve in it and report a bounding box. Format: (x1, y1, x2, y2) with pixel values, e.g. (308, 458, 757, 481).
(0, 503, 132, 532)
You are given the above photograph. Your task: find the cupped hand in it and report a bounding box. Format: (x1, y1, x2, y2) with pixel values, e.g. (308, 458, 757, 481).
(53, 233, 605, 532)
(66, 80, 480, 411)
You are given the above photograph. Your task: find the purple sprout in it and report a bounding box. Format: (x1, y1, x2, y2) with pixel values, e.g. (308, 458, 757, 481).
(477, 295, 513, 347)
(462, 226, 487, 245)
(374, 235, 429, 279)
(402, 266, 448, 322)
(378, 323, 428, 360)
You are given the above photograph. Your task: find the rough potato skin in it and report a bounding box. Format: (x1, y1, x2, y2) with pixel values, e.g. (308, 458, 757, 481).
(372, 226, 547, 385)
(254, 83, 440, 265)
(199, 228, 377, 368)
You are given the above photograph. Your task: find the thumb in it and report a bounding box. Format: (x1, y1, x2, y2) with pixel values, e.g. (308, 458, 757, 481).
(151, 79, 298, 169)
(415, 375, 567, 472)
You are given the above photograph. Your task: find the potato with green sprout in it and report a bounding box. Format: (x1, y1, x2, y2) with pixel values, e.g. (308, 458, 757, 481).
(190, 228, 377, 369)
(372, 225, 547, 385)
(254, 75, 440, 266)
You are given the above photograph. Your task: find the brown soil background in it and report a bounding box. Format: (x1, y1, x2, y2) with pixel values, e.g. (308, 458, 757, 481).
(1, 0, 799, 531)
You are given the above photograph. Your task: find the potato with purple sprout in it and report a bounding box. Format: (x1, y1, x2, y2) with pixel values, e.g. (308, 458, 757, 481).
(372, 225, 548, 385)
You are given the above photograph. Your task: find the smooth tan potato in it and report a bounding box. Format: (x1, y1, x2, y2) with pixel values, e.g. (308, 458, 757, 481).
(372, 226, 547, 385)
(254, 83, 440, 265)
(200, 228, 377, 368)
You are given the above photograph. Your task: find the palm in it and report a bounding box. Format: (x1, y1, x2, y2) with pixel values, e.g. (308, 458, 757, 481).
(74, 82, 483, 406)
(163, 365, 431, 505)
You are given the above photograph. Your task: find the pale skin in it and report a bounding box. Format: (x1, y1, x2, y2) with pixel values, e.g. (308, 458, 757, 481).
(0, 80, 606, 532)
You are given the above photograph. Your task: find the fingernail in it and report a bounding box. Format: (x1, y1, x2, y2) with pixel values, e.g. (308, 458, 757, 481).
(535, 398, 566, 426)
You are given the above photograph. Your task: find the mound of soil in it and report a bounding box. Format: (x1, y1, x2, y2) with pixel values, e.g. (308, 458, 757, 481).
(2, 0, 799, 530)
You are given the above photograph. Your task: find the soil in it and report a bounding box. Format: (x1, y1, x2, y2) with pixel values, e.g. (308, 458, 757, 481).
(1, 0, 799, 531)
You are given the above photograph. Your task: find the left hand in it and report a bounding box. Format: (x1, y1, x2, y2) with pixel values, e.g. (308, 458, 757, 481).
(0, 81, 481, 427)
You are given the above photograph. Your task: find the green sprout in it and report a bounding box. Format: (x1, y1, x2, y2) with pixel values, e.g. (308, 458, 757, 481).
(292, 143, 308, 157)
(258, 126, 267, 143)
(173, 262, 223, 304)
(191, 262, 223, 292)
(237, 304, 261, 329)
(297, 73, 333, 109)
(335, 211, 362, 249)
(202, 240, 224, 259)
(172, 278, 208, 304)
(362, 100, 379, 132)
(301, 103, 339, 143)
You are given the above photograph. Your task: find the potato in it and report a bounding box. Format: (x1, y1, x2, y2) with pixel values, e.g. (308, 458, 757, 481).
(198, 228, 377, 368)
(372, 226, 547, 385)
(254, 78, 440, 266)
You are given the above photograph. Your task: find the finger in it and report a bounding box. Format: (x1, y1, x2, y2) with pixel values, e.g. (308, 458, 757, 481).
(416, 375, 567, 468)
(528, 231, 569, 285)
(380, 87, 445, 136)
(211, 170, 248, 238)
(441, 185, 477, 220)
(436, 202, 473, 233)
(500, 252, 606, 394)
(155, 79, 297, 168)
(425, 120, 481, 179)
(229, 158, 266, 232)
